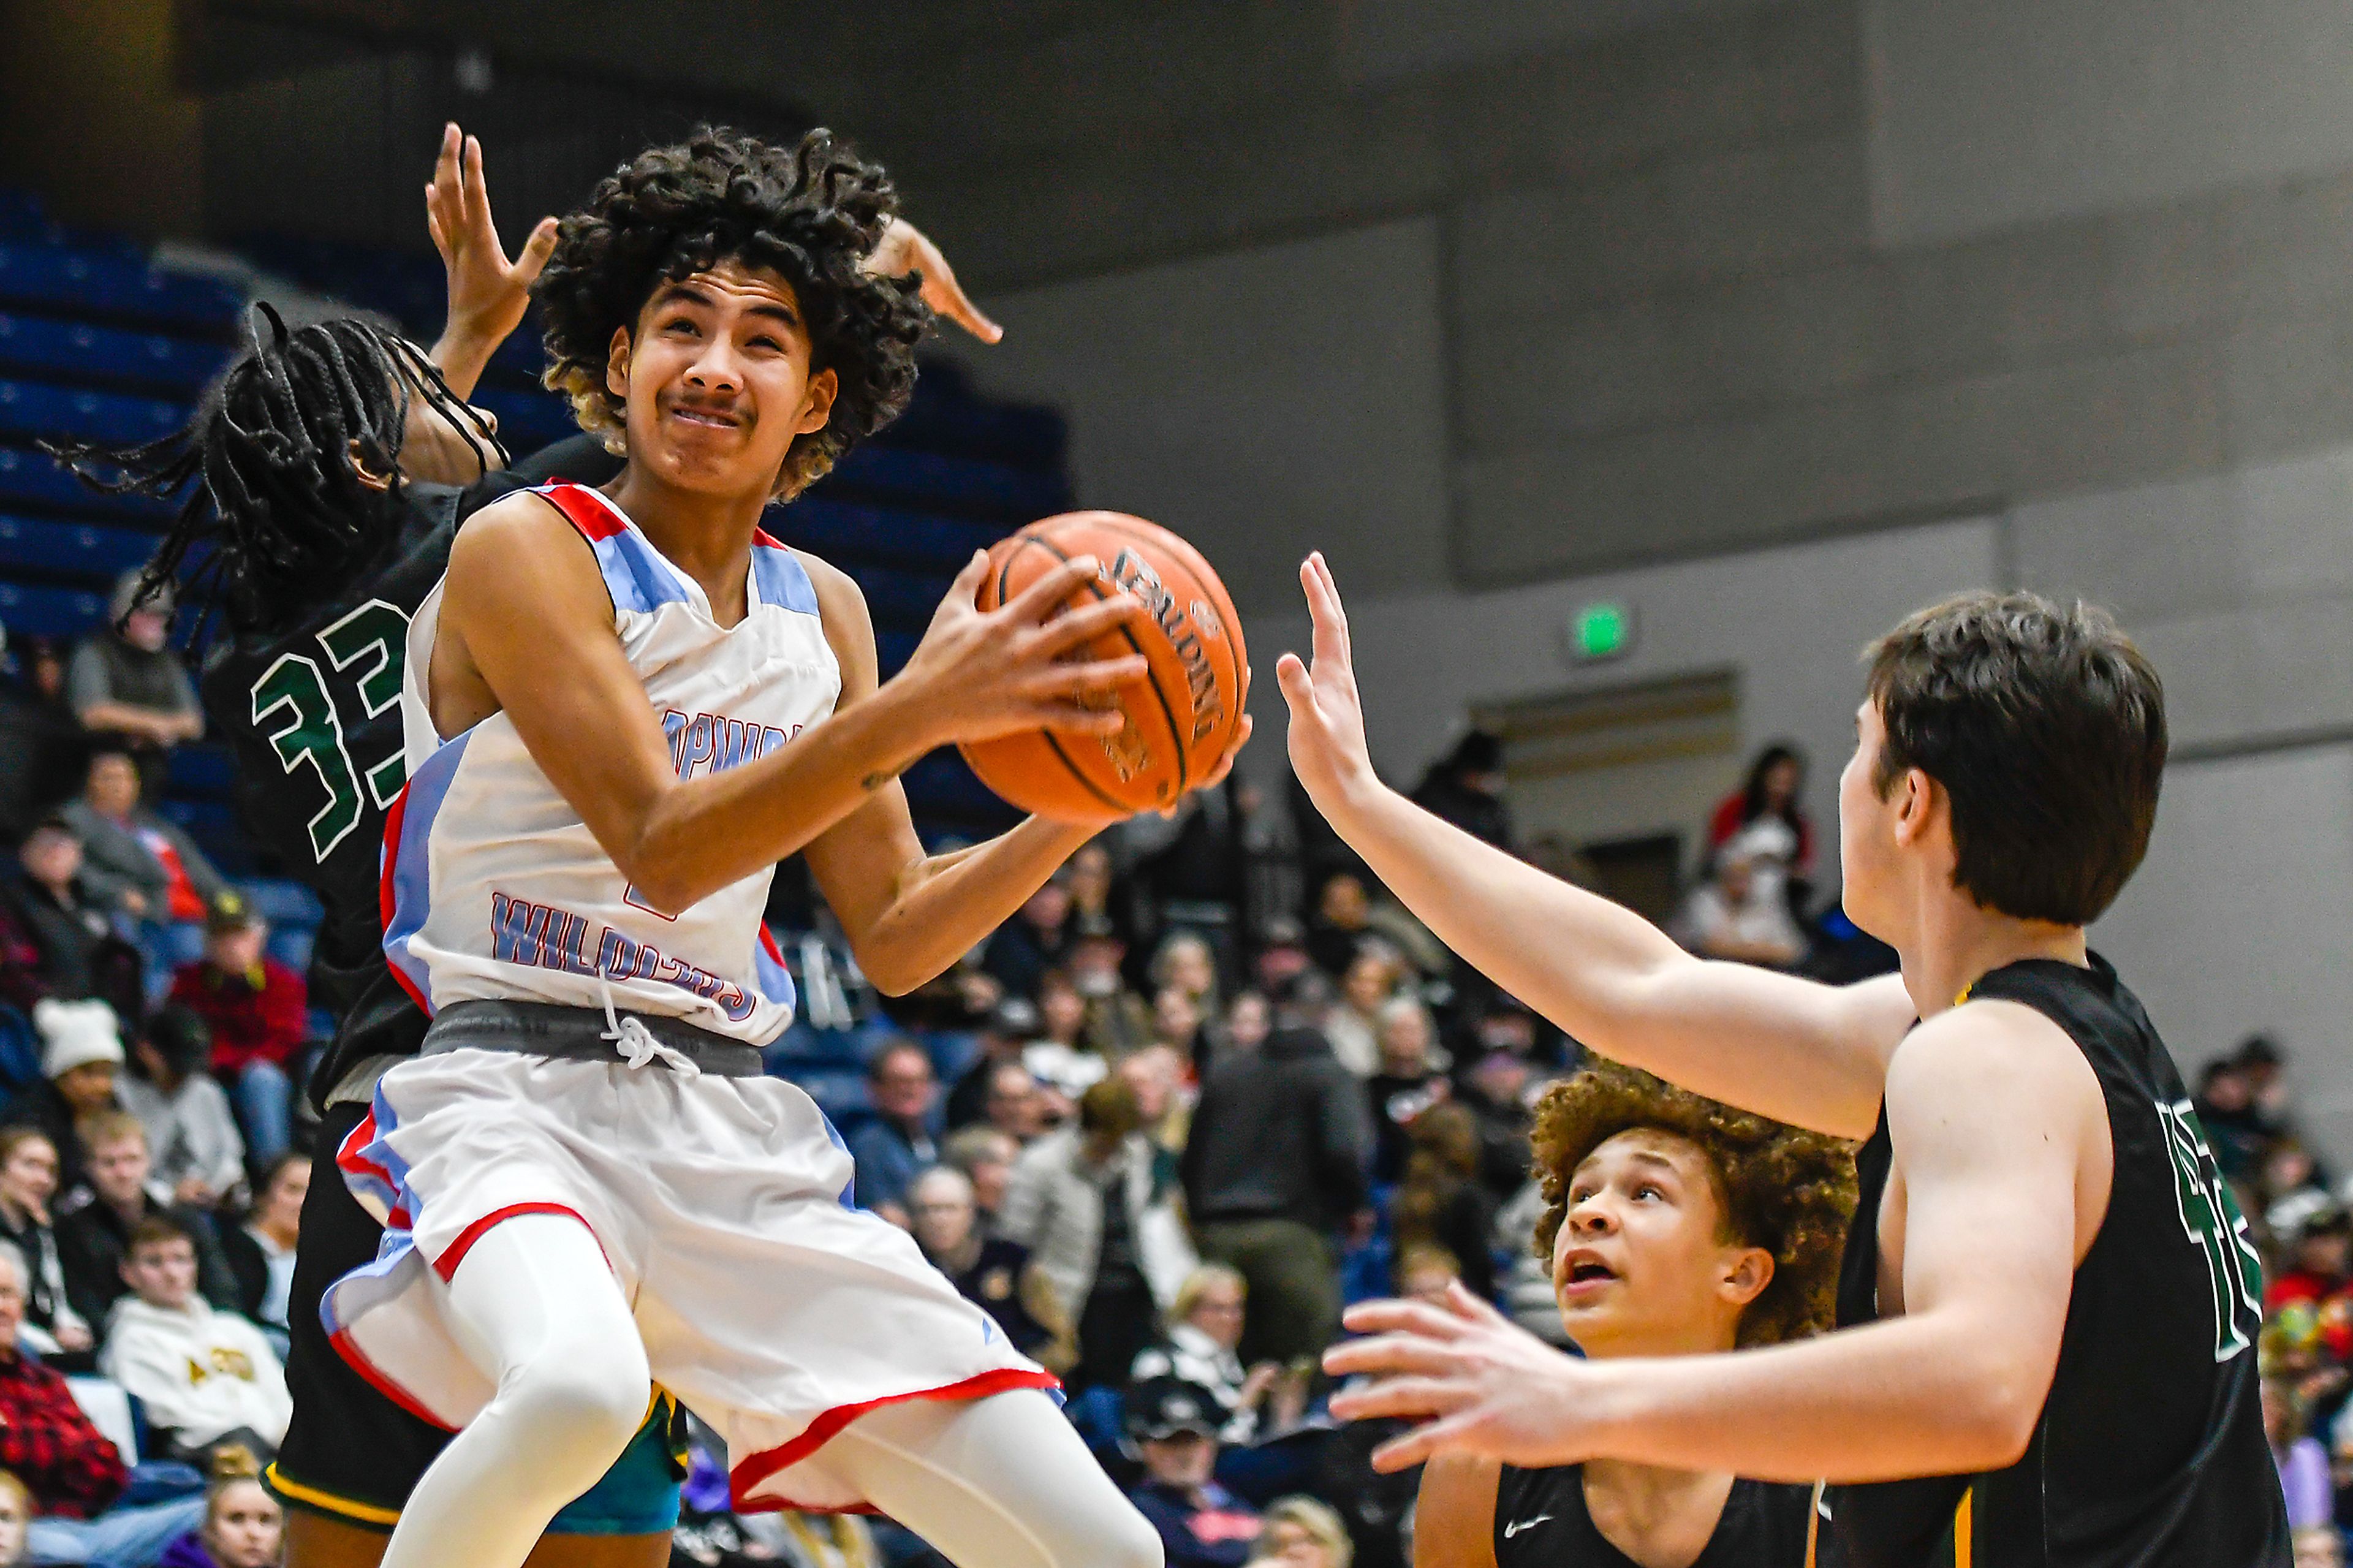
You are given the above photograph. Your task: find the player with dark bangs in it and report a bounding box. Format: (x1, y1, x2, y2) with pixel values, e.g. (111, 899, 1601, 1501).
(1417, 1060, 1854, 1568)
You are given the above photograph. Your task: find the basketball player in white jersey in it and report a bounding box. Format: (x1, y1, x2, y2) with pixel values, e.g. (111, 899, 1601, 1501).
(327, 127, 1244, 1568)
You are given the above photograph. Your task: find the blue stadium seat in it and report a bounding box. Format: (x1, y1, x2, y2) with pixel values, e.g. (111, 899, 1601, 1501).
(0, 244, 240, 331)
(156, 798, 254, 877)
(165, 743, 238, 803)
(770, 498, 1006, 573)
(824, 444, 1067, 519)
(843, 562, 947, 631)
(240, 877, 324, 928)
(0, 444, 175, 523)
(0, 513, 154, 585)
(0, 579, 104, 637)
(0, 379, 188, 445)
(470, 386, 577, 453)
(0, 313, 230, 394)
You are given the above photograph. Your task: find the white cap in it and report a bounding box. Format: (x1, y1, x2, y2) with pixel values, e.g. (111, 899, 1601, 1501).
(33, 999, 123, 1079)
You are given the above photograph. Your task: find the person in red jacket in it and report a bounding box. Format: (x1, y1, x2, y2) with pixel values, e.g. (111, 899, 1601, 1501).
(167, 896, 305, 1166)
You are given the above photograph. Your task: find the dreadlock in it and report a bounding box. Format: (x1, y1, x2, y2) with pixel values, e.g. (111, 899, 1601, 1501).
(43, 304, 503, 636)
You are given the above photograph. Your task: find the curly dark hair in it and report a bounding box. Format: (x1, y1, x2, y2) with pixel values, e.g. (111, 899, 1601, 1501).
(534, 126, 928, 498)
(1529, 1058, 1856, 1348)
(45, 305, 500, 635)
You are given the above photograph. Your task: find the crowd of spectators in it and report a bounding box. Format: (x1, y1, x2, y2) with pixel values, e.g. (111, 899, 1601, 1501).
(0, 604, 300, 1567)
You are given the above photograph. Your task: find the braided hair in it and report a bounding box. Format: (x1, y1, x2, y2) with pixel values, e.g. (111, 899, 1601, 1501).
(45, 304, 503, 635)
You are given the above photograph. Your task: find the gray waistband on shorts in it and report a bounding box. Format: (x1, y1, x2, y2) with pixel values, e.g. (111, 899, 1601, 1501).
(420, 999, 765, 1077)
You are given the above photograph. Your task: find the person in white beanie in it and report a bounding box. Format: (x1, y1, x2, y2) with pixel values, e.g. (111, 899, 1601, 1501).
(9, 999, 126, 1192)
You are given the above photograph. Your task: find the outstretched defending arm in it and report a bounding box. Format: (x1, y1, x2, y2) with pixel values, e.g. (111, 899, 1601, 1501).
(1325, 1002, 2105, 1481)
(1276, 553, 1908, 1138)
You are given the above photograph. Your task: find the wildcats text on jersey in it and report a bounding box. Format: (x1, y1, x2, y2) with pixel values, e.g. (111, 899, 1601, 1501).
(488, 892, 756, 1021)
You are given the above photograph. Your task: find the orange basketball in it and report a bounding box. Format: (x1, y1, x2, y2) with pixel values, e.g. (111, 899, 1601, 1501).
(959, 511, 1248, 822)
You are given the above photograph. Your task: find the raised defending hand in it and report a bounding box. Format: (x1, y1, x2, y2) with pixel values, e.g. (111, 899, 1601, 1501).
(426, 123, 558, 393)
(898, 550, 1150, 747)
(1275, 551, 1377, 816)
(1322, 1282, 1598, 1473)
(866, 217, 1004, 344)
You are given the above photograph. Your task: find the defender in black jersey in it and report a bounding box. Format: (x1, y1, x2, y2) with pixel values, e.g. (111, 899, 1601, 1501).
(1284, 569, 2289, 1567)
(1415, 1061, 1847, 1568)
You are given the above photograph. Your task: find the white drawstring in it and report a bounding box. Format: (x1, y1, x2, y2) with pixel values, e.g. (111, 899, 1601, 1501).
(595, 969, 700, 1077)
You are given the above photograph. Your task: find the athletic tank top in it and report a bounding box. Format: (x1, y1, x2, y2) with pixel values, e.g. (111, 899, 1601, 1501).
(1821, 956, 2289, 1568)
(382, 481, 838, 1045)
(1492, 1461, 1814, 1568)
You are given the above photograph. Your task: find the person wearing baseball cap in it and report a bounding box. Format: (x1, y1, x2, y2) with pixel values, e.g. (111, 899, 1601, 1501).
(165, 894, 305, 1165)
(1124, 1377, 1262, 1568)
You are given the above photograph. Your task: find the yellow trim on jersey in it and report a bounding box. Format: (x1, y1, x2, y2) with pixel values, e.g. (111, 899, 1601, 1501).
(1953, 1486, 1974, 1567)
(1805, 1480, 1824, 1568)
(264, 1463, 403, 1526)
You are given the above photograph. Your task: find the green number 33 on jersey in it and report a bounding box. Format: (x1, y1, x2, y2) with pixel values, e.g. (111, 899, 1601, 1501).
(249, 600, 411, 863)
(2158, 1099, 2264, 1362)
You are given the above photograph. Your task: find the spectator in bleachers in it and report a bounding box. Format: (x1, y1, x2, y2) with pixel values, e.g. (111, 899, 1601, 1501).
(1408, 731, 1512, 851)
(1305, 874, 1374, 985)
(846, 1040, 939, 1225)
(156, 1446, 282, 1568)
(1246, 1497, 1352, 1568)
(3, 821, 137, 1015)
(1670, 843, 1806, 969)
(2262, 1140, 2335, 1243)
(60, 749, 225, 931)
(0, 1129, 90, 1366)
(1131, 1265, 1291, 1447)
(55, 1112, 237, 1331)
(1001, 1077, 1195, 1391)
(1392, 1241, 1463, 1305)
(1066, 839, 1139, 960)
(1453, 1035, 1539, 1203)
(977, 1062, 1047, 1146)
(941, 1124, 1020, 1232)
(2194, 1057, 2271, 1181)
(1364, 998, 1447, 1186)
(118, 1008, 243, 1210)
(943, 994, 1039, 1131)
(0, 632, 82, 848)
(1120, 1045, 1189, 1156)
(2239, 1033, 2299, 1140)
(1123, 1377, 1261, 1568)
(0, 895, 44, 1018)
(1182, 972, 1370, 1367)
(1153, 986, 1210, 1077)
(1130, 789, 1246, 987)
(1224, 990, 1271, 1058)
(1318, 946, 1401, 1080)
(0, 1241, 208, 1568)
(216, 1154, 305, 1345)
(982, 876, 1072, 1001)
(1389, 1102, 1495, 1302)
(97, 1216, 289, 1467)
(15, 999, 126, 1193)
(2268, 1369, 2333, 1533)
(1070, 924, 1151, 1058)
(0, 1471, 21, 1567)
(166, 899, 301, 1167)
(1150, 931, 1222, 1021)
(1707, 742, 1816, 912)
(65, 574, 202, 771)
(907, 1165, 1069, 1372)
(2296, 1526, 2344, 1568)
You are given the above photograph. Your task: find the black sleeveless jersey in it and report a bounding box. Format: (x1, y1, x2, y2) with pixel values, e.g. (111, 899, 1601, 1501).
(1492, 1461, 1814, 1568)
(194, 436, 618, 1105)
(1821, 956, 2289, 1568)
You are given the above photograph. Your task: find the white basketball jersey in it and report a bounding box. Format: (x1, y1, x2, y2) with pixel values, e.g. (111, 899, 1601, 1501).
(381, 482, 839, 1045)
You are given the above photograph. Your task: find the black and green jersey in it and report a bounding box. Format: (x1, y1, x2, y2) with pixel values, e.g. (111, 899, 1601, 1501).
(194, 436, 618, 1104)
(1822, 955, 2289, 1568)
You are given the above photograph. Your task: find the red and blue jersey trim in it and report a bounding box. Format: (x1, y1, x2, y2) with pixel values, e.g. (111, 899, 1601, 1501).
(379, 728, 474, 1014)
(535, 483, 694, 616)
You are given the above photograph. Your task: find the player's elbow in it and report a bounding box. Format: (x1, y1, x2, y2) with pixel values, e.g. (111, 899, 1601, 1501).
(858, 949, 932, 998)
(1941, 1351, 2047, 1469)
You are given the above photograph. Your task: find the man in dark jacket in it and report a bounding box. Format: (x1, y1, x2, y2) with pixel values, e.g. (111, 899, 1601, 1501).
(55, 1110, 238, 1330)
(1180, 980, 1371, 1365)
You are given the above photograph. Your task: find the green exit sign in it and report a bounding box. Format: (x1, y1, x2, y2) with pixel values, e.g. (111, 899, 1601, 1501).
(1569, 600, 1636, 662)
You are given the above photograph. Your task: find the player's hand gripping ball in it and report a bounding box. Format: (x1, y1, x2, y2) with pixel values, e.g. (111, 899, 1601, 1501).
(960, 512, 1248, 822)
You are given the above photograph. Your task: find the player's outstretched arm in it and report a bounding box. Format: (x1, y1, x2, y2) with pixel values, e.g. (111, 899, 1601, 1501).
(436, 498, 1154, 922)
(1324, 1004, 2102, 1482)
(802, 556, 1252, 995)
(421, 123, 557, 402)
(1276, 552, 1906, 1138)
